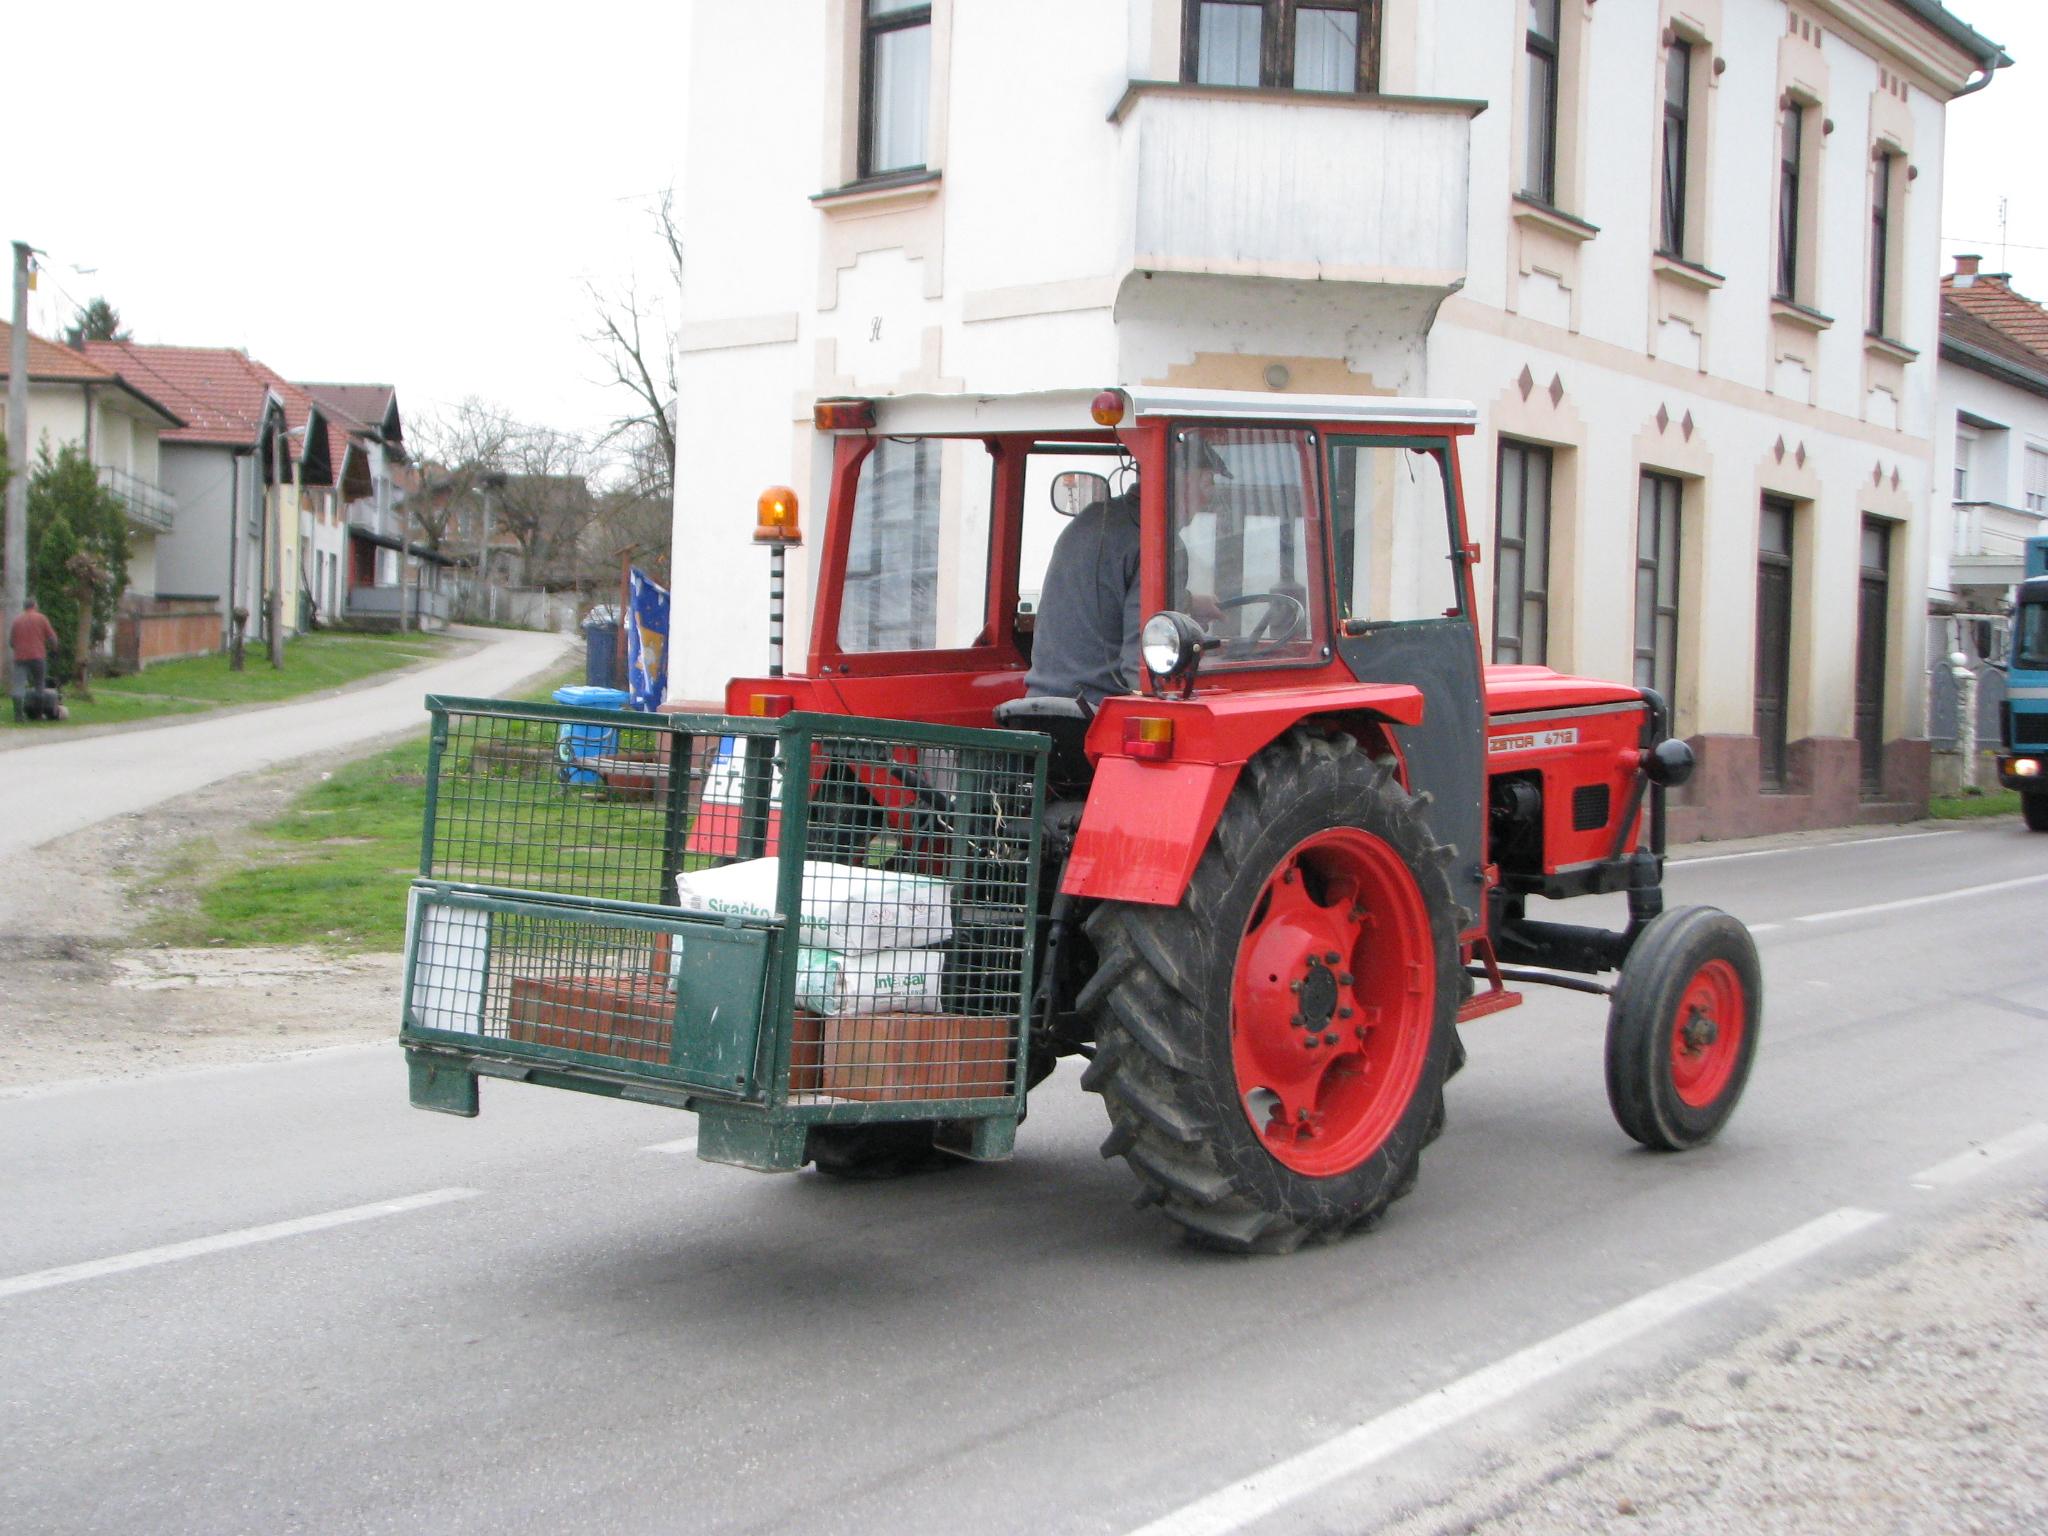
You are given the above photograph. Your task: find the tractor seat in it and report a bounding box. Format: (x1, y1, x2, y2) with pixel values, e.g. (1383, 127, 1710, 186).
(993, 695, 1094, 791)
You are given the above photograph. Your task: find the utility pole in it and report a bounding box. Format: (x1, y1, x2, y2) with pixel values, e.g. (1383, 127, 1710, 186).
(476, 469, 507, 624)
(268, 405, 287, 668)
(4, 241, 33, 691)
(226, 450, 246, 670)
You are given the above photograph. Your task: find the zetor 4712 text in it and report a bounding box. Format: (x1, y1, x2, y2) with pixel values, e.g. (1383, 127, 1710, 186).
(398, 386, 1760, 1254)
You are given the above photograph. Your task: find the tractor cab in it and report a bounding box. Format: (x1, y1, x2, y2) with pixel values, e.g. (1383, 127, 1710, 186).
(728, 387, 1489, 918)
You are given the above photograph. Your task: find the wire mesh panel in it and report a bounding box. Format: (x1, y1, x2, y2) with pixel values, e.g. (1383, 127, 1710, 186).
(406, 700, 1047, 1123)
(423, 698, 783, 903)
(771, 718, 1044, 1108)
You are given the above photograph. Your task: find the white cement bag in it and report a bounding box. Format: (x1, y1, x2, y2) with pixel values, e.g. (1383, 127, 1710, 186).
(796, 948, 947, 1016)
(674, 858, 953, 953)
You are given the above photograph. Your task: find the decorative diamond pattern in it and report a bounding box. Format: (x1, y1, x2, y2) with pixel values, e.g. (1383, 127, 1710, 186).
(1656, 404, 1670, 433)
(1681, 410, 1695, 441)
(1774, 436, 1786, 464)
(1517, 365, 1535, 401)
(1548, 374, 1564, 407)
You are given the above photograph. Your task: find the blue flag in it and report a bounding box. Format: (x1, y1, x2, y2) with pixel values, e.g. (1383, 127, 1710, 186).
(626, 567, 670, 712)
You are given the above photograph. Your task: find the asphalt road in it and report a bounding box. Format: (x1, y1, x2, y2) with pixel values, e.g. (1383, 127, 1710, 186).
(0, 625, 569, 863)
(3, 820, 2046, 1534)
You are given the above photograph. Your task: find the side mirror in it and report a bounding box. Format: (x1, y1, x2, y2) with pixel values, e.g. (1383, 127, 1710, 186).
(1050, 471, 1110, 517)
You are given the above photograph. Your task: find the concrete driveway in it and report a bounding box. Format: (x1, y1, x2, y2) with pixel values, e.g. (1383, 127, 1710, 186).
(0, 625, 570, 862)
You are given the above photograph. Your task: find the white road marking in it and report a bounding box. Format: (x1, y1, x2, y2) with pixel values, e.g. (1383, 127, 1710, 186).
(1123, 1207, 1886, 1536)
(0, 1188, 480, 1301)
(1793, 872, 2048, 925)
(1676, 830, 1962, 867)
(1909, 1123, 2048, 1189)
(1746, 923, 1784, 935)
(642, 1135, 700, 1156)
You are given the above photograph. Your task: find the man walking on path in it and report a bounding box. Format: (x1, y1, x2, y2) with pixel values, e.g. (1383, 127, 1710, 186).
(9, 597, 60, 722)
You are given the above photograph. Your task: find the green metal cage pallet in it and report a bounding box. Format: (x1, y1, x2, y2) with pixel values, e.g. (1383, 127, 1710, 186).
(399, 696, 1049, 1170)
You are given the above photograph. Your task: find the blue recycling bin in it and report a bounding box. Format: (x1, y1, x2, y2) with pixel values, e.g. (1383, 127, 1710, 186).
(553, 684, 630, 784)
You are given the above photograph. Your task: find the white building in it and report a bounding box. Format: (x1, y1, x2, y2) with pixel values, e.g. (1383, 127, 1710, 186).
(669, 0, 2007, 840)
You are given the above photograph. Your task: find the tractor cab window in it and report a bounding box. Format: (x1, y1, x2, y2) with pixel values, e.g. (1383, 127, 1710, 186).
(1169, 426, 1325, 666)
(1326, 437, 1463, 626)
(1018, 443, 1134, 624)
(838, 436, 995, 653)
(2017, 594, 2048, 672)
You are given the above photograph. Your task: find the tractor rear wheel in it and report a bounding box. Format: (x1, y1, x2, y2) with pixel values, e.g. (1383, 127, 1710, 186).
(2022, 794, 2048, 833)
(1079, 731, 1461, 1253)
(1604, 906, 1761, 1150)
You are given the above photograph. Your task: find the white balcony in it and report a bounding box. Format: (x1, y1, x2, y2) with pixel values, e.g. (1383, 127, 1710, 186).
(1111, 81, 1478, 292)
(1950, 499, 2046, 588)
(97, 465, 176, 534)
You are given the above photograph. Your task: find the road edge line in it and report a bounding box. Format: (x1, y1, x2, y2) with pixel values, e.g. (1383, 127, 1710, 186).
(1123, 1206, 1887, 1536)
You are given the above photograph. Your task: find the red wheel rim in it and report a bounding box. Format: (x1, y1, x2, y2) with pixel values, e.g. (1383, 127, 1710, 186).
(1668, 958, 1745, 1109)
(1231, 827, 1435, 1177)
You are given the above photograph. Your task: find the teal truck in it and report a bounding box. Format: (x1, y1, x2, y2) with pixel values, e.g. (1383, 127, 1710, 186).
(1998, 534, 2048, 831)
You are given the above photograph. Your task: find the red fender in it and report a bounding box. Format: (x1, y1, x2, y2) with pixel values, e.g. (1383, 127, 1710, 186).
(1060, 685, 1426, 906)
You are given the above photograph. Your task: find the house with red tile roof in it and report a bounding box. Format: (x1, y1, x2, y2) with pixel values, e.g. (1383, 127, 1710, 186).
(0, 320, 184, 621)
(1929, 255, 2048, 790)
(72, 340, 439, 643)
(295, 383, 452, 628)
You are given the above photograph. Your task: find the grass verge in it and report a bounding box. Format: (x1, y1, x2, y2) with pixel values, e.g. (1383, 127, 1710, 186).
(4, 629, 456, 732)
(142, 659, 583, 951)
(1927, 788, 2024, 819)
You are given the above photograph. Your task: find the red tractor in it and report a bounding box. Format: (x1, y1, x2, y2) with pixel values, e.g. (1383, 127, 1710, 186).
(402, 386, 1759, 1254)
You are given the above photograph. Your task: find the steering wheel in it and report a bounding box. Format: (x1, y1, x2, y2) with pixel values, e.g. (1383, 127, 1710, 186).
(1215, 590, 1308, 650)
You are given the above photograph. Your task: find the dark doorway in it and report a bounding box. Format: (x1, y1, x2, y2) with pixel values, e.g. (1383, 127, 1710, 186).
(1855, 519, 1891, 795)
(1755, 498, 1794, 789)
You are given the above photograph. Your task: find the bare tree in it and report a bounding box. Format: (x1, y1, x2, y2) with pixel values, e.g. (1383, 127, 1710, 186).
(405, 397, 516, 557)
(497, 426, 595, 586)
(586, 188, 680, 508)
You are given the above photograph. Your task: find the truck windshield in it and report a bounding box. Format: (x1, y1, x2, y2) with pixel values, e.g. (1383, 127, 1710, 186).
(2017, 595, 2048, 672)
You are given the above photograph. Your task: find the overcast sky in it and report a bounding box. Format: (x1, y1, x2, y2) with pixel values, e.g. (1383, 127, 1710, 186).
(6, 1, 2043, 463)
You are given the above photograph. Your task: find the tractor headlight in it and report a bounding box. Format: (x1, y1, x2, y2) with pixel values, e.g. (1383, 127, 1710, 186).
(1142, 611, 1212, 693)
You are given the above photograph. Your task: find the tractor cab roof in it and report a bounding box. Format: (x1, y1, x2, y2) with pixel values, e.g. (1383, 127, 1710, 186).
(813, 386, 1478, 437)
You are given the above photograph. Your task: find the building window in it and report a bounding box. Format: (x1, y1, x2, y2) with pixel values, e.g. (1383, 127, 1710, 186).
(1869, 150, 1895, 337)
(1954, 426, 1973, 501)
(1635, 472, 1682, 700)
(2026, 445, 2048, 512)
(860, 0, 931, 179)
(1493, 439, 1551, 664)
(1755, 497, 1795, 791)
(1183, 1, 1381, 94)
(1659, 39, 1692, 257)
(1523, 0, 1560, 204)
(1855, 519, 1891, 793)
(1776, 101, 1804, 302)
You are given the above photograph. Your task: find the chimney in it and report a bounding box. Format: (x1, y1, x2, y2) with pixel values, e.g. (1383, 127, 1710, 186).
(1954, 253, 1981, 287)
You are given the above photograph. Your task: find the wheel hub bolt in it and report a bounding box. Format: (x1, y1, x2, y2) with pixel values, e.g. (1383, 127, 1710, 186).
(1338, 972, 1354, 986)
(1325, 951, 1341, 964)
(1322, 1032, 1338, 1046)
(1682, 1010, 1718, 1050)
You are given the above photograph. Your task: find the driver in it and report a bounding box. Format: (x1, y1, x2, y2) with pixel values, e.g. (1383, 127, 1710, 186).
(1022, 478, 1141, 706)
(1023, 450, 1230, 706)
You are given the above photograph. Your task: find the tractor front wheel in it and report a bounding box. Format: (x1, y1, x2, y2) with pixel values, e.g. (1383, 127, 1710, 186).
(1080, 731, 1461, 1253)
(1604, 906, 1761, 1150)
(2021, 794, 2048, 833)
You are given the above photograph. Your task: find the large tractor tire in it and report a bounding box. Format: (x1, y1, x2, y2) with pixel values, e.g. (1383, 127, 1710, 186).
(1604, 905, 1761, 1151)
(1079, 731, 1462, 1254)
(2022, 794, 2048, 833)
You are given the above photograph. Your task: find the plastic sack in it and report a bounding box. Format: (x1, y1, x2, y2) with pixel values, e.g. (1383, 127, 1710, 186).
(675, 858, 952, 954)
(796, 948, 947, 1016)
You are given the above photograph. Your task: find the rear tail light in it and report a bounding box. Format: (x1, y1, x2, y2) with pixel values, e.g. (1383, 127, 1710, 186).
(1123, 716, 1174, 761)
(748, 693, 795, 718)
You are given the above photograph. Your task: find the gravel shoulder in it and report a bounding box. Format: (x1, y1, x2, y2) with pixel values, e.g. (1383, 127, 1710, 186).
(0, 754, 399, 1091)
(1377, 1189, 2048, 1535)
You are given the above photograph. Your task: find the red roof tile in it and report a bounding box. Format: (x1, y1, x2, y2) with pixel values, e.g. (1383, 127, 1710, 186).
(0, 321, 182, 424)
(1941, 271, 2048, 354)
(80, 341, 341, 485)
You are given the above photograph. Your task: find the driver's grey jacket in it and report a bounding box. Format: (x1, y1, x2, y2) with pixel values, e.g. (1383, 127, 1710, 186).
(1023, 490, 1142, 707)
